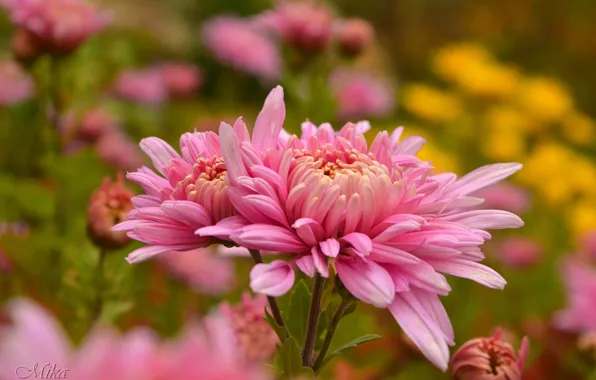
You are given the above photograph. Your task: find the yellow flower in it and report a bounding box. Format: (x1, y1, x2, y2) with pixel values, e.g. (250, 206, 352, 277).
(482, 126, 525, 161)
(432, 43, 491, 82)
(401, 84, 462, 123)
(568, 201, 596, 238)
(515, 77, 573, 124)
(484, 106, 531, 133)
(561, 111, 595, 146)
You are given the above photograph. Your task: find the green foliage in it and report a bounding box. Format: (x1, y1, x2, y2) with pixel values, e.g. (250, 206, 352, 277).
(317, 334, 381, 370)
(286, 279, 312, 346)
(275, 337, 316, 379)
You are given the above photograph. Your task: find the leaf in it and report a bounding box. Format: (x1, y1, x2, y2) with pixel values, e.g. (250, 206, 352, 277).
(319, 334, 382, 371)
(264, 308, 287, 341)
(275, 337, 316, 378)
(315, 301, 338, 349)
(286, 279, 312, 345)
(343, 302, 358, 317)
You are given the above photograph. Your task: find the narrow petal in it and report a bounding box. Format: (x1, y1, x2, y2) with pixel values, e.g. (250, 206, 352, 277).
(319, 238, 340, 258)
(250, 260, 295, 296)
(231, 224, 307, 252)
(440, 210, 524, 229)
(311, 246, 329, 277)
(427, 258, 507, 289)
(336, 259, 395, 307)
(448, 163, 523, 197)
(126, 244, 200, 263)
(196, 215, 249, 240)
(219, 122, 247, 183)
(232, 117, 250, 142)
(160, 200, 213, 228)
(410, 288, 454, 344)
(340, 233, 373, 256)
(295, 256, 315, 277)
(139, 137, 179, 175)
(252, 86, 286, 151)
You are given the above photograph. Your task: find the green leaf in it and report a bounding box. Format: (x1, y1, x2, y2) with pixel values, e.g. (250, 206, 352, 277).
(264, 308, 287, 340)
(286, 279, 312, 345)
(319, 334, 382, 370)
(315, 301, 337, 349)
(275, 337, 315, 378)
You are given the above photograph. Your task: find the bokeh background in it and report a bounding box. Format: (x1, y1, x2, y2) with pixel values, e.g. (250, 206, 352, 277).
(1, 0, 596, 379)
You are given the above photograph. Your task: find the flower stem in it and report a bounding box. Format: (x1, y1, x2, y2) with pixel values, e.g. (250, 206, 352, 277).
(313, 298, 352, 373)
(302, 272, 325, 367)
(248, 249, 289, 339)
(92, 248, 108, 324)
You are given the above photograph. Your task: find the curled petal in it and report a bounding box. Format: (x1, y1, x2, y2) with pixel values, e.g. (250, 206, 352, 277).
(250, 260, 295, 296)
(139, 137, 180, 175)
(336, 259, 395, 307)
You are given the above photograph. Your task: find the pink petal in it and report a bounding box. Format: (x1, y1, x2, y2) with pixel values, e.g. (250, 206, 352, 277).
(340, 232, 373, 256)
(139, 137, 180, 175)
(231, 224, 308, 252)
(440, 210, 524, 229)
(336, 259, 395, 307)
(311, 246, 329, 277)
(293, 218, 325, 246)
(232, 117, 250, 142)
(252, 86, 285, 151)
(410, 288, 454, 343)
(126, 244, 200, 263)
(427, 258, 507, 289)
(160, 200, 213, 227)
(295, 256, 315, 277)
(448, 163, 523, 197)
(195, 215, 249, 240)
(250, 260, 295, 296)
(218, 122, 247, 183)
(370, 243, 420, 265)
(319, 238, 340, 258)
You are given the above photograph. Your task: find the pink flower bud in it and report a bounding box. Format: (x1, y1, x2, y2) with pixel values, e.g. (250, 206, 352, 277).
(11, 28, 42, 65)
(498, 236, 542, 269)
(451, 329, 530, 380)
(87, 175, 134, 249)
(0, 60, 34, 107)
(336, 18, 374, 56)
(78, 108, 118, 143)
(157, 63, 203, 99)
(95, 130, 145, 172)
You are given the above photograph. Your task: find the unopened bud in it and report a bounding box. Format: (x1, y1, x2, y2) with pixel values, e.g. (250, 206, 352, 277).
(277, 2, 334, 53)
(336, 18, 374, 57)
(451, 329, 530, 380)
(78, 108, 118, 143)
(87, 175, 133, 249)
(11, 28, 43, 65)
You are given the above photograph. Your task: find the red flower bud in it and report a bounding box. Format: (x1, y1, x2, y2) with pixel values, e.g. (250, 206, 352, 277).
(337, 18, 374, 56)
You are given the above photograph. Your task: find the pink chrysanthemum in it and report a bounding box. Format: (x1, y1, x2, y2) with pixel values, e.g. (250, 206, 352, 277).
(1, 0, 110, 54)
(115, 87, 286, 263)
(201, 16, 282, 81)
(0, 60, 34, 106)
(210, 86, 523, 370)
(553, 258, 596, 334)
(112, 68, 168, 105)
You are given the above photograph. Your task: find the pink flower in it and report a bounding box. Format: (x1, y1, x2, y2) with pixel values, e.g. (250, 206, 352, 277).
(553, 258, 596, 334)
(255, 1, 334, 52)
(212, 88, 523, 370)
(474, 182, 531, 214)
(1, 0, 110, 54)
(450, 329, 530, 380)
(78, 107, 119, 143)
(201, 16, 282, 81)
(95, 130, 145, 172)
(335, 18, 374, 56)
(112, 68, 167, 105)
(115, 86, 286, 263)
(0, 60, 34, 106)
(497, 236, 542, 269)
(157, 62, 203, 99)
(330, 69, 394, 120)
(159, 246, 236, 295)
(0, 299, 269, 380)
(250, 260, 295, 296)
(219, 293, 279, 361)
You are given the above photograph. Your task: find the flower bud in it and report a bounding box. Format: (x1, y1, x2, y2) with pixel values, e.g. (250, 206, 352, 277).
(87, 175, 134, 249)
(275, 2, 334, 53)
(11, 28, 43, 65)
(451, 329, 530, 380)
(336, 18, 374, 57)
(158, 63, 203, 99)
(77, 108, 118, 143)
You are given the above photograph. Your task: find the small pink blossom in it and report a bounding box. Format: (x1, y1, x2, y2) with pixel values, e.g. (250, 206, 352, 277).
(1, 0, 110, 54)
(450, 329, 530, 380)
(78, 107, 119, 143)
(335, 18, 374, 56)
(474, 182, 531, 214)
(219, 293, 279, 361)
(159, 247, 236, 295)
(0, 61, 34, 106)
(201, 16, 282, 81)
(95, 130, 145, 172)
(157, 62, 203, 99)
(553, 258, 596, 334)
(112, 68, 167, 105)
(330, 68, 394, 120)
(211, 87, 523, 371)
(497, 236, 542, 269)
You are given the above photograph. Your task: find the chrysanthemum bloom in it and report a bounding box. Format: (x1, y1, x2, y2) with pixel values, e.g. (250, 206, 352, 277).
(473, 182, 531, 214)
(335, 18, 374, 56)
(95, 130, 145, 172)
(330, 69, 394, 120)
(255, 1, 334, 53)
(213, 87, 523, 370)
(553, 258, 596, 334)
(219, 293, 279, 361)
(0, 299, 270, 380)
(0, 60, 34, 107)
(87, 175, 134, 249)
(157, 62, 203, 99)
(497, 236, 542, 269)
(114, 87, 286, 263)
(160, 247, 236, 295)
(1, 0, 110, 55)
(450, 329, 529, 380)
(201, 16, 282, 81)
(112, 68, 167, 105)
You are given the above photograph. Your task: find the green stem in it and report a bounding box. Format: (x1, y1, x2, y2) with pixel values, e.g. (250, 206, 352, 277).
(92, 248, 108, 324)
(302, 272, 325, 367)
(313, 299, 352, 373)
(248, 249, 289, 339)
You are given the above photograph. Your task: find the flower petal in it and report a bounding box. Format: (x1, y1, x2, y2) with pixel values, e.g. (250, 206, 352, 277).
(336, 259, 395, 307)
(250, 260, 295, 296)
(252, 86, 285, 151)
(427, 258, 507, 289)
(139, 137, 180, 175)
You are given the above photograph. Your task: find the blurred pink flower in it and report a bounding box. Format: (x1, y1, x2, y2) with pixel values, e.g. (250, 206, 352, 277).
(113, 69, 167, 105)
(553, 258, 596, 334)
(497, 236, 542, 269)
(201, 16, 282, 81)
(335, 18, 374, 56)
(330, 68, 394, 120)
(159, 247, 236, 295)
(474, 182, 531, 214)
(115, 87, 286, 263)
(95, 130, 144, 172)
(0, 299, 270, 380)
(157, 62, 203, 99)
(580, 230, 596, 261)
(212, 86, 524, 371)
(219, 293, 279, 361)
(450, 329, 530, 380)
(255, 1, 334, 53)
(1, 0, 110, 54)
(78, 107, 119, 144)
(0, 61, 34, 106)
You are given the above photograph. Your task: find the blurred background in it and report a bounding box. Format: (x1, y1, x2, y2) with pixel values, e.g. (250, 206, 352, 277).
(1, 0, 596, 379)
